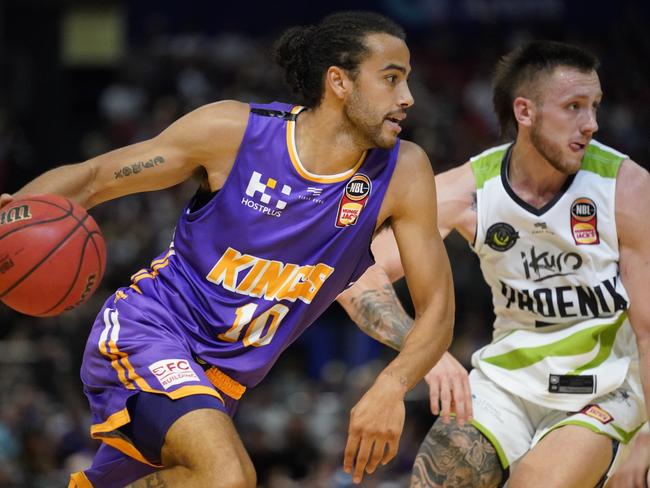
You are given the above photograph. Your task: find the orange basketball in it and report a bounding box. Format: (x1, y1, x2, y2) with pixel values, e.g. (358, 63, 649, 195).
(0, 194, 106, 317)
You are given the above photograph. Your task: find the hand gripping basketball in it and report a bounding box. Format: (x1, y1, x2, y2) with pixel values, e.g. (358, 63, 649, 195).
(0, 194, 106, 316)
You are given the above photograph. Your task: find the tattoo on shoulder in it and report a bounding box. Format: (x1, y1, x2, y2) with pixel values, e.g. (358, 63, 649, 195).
(351, 284, 413, 350)
(114, 156, 165, 179)
(412, 421, 502, 488)
(471, 191, 477, 212)
(124, 472, 167, 488)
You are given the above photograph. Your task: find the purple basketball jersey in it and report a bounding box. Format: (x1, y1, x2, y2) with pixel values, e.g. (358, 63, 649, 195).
(111, 102, 399, 387)
(73, 102, 399, 486)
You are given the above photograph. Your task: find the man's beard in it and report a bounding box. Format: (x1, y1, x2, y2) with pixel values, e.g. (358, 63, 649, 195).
(344, 89, 396, 150)
(530, 117, 574, 175)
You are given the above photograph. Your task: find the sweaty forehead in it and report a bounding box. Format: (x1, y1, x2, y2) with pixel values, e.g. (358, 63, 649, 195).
(361, 33, 411, 72)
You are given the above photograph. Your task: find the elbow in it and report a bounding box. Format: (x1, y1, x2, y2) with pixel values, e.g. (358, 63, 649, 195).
(80, 161, 101, 209)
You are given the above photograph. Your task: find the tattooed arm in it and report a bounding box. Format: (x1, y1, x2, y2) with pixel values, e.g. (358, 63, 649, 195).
(339, 224, 412, 349)
(4, 101, 249, 209)
(349, 282, 412, 350)
(338, 160, 478, 348)
(338, 161, 479, 434)
(342, 277, 413, 350)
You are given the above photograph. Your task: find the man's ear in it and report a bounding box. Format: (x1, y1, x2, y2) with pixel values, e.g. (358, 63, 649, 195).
(325, 66, 353, 101)
(513, 96, 535, 129)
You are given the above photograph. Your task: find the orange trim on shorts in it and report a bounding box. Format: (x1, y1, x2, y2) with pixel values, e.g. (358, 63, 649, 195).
(165, 384, 225, 402)
(90, 386, 224, 437)
(90, 387, 225, 468)
(91, 407, 132, 436)
(99, 309, 151, 391)
(286, 105, 366, 183)
(99, 310, 134, 391)
(68, 470, 94, 488)
(205, 366, 247, 400)
(117, 352, 151, 391)
(101, 436, 162, 468)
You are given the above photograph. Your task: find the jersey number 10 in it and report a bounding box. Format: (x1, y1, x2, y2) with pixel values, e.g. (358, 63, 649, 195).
(218, 303, 289, 347)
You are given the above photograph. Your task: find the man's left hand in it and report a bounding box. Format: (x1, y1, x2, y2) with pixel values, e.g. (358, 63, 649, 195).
(343, 373, 406, 484)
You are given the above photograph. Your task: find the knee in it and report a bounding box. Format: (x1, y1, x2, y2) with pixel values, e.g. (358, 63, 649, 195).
(220, 465, 256, 488)
(238, 459, 257, 488)
(160, 408, 257, 487)
(195, 460, 256, 488)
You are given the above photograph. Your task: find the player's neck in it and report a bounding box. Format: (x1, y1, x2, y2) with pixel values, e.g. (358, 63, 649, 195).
(294, 107, 368, 175)
(508, 140, 570, 207)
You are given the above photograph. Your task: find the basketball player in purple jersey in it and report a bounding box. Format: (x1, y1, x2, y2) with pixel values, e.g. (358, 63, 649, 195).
(0, 12, 455, 488)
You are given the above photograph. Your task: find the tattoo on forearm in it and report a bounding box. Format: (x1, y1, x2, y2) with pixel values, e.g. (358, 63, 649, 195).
(114, 156, 165, 179)
(411, 421, 502, 488)
(351, 284, 413, 350)
(124, 472, 167, 487)
(471, 191, 477, 212)
(382, 369, 410, 389)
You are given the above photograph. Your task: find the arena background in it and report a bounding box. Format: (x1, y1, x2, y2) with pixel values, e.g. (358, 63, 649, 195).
(0, 0, 648, 486)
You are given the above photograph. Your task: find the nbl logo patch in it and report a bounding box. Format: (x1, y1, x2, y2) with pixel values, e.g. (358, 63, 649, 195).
(335, 173, 372, 227)
(570, 197, 599, 245)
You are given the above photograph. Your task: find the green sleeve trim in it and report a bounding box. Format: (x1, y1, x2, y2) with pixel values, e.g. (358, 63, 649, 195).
(470, 418, 510, 469)
(580, 144, 624, 178)
(471, 146, 508, 189)
(482, 312, 627, 372)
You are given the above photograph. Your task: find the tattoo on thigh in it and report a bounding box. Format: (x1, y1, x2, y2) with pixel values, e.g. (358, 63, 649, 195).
(411, 421, 502, 488)
(124, 472, 167, 488)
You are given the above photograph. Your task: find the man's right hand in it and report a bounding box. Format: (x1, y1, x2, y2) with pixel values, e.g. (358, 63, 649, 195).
(425, 351, 473, 426)
(0, 193, 13, 209)
(607, 431, 650, 488)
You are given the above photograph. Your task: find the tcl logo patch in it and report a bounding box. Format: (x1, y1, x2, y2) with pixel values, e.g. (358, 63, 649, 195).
(581, 404, 613, 424)
(149, 359, 200, 389)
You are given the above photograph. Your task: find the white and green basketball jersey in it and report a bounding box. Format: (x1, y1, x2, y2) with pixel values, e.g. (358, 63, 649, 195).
(469, 140, 639, 410)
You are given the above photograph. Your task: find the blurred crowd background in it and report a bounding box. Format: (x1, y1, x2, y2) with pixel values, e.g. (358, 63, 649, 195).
(0, 0, 648, 486)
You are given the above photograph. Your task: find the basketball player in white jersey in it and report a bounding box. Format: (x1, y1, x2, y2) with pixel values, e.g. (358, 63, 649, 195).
(339, 40, 650, 487)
